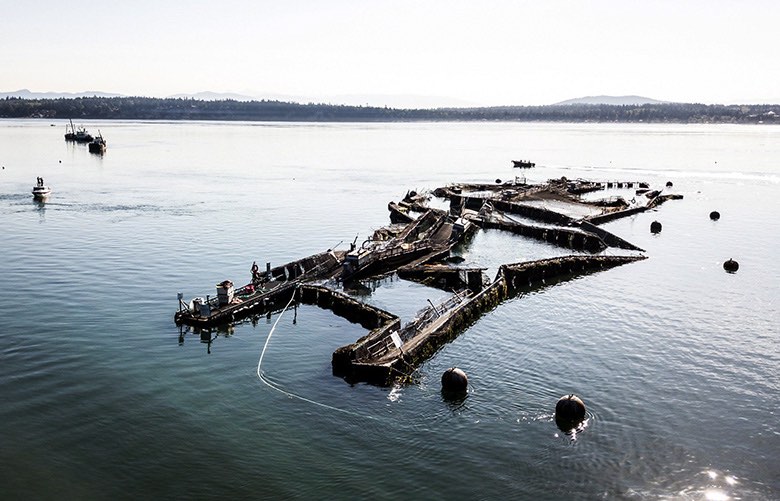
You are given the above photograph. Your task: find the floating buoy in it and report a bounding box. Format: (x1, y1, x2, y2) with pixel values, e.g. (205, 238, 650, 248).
(709, 211, 720, 221)
(495, 178, 502, 184)
(555, 394, 586, 429)
(650, 221, 662, 234)
(665, 181, 673, 187)
(441, 367, 468, 393)
(723, 258, 739, 273)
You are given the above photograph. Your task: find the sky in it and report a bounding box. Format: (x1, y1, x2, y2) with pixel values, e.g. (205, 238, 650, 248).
(2, 0, 779, 107)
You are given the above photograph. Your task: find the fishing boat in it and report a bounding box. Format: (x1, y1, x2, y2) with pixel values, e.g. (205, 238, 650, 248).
(64, 119, 76, 141)
(88, 131, 107, 154)
(64, 119, 93, 142)
(512, 159, 535, 168)
(74, 127, 93, 143)
(32, 177, 51, 199)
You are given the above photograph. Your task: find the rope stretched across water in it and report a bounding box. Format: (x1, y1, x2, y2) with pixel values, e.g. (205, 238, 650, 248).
(255, 288, 376, 418)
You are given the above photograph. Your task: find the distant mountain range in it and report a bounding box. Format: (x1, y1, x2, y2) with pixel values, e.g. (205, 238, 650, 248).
(553, 95, 669, 106)
(1, 89, 125, 100)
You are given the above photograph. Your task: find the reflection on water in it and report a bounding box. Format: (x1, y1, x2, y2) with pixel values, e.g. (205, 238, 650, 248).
(0, 120, 778, 499)
(554, 416, 590, 443)
(33, 197, 47, 222)
(631, 468, 743, 500)
(440, 388, 469, 412)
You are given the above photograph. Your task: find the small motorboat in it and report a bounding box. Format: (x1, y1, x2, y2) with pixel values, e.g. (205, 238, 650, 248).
(512, 159, 536, 168)
(32, 177, 51, 199)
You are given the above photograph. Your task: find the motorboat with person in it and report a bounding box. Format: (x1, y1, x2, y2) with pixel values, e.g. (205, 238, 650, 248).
(32, 177, 51, 199)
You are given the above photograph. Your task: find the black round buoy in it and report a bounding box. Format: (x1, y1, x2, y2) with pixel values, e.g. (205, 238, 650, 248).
(495, 178, 502, 184)
(666, 181, 673, 187)
(441, 367, 468, 393)
(650, 220, 662, 234)
(710, 211, 720, 221)
(555, 394, 586, 430)
(723, 258, 739, 273)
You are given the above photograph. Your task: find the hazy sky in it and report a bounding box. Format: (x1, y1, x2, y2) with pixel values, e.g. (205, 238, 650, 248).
(3, 0, 778, 107)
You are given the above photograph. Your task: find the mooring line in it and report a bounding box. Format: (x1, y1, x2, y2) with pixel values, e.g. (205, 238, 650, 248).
(255, 288, 377, 419)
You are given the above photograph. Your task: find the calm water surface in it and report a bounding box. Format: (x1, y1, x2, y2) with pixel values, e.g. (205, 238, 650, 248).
(1, 120, 778, 499)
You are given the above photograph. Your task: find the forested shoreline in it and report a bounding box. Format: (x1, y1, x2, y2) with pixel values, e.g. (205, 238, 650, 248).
(1, 96, 778, 124)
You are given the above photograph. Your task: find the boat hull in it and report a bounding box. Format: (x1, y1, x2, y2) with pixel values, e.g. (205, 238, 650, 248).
(32, 187, 51, 198)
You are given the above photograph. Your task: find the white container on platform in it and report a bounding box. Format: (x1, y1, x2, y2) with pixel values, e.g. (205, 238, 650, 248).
(216, 280, 235, 306)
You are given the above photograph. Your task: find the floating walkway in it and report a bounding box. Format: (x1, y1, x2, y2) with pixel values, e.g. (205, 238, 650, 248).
(174, 251, 345, 328)
(397, 263, 487, 292)
(341, 208, 475, 281)
(175, 176, 680, 386)
(331, 254, 646, 385)
(474, 216, 608, 253)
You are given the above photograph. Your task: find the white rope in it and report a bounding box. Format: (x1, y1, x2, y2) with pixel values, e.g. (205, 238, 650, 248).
(255, 290, 297, 379)
(255, 288, 375, 418)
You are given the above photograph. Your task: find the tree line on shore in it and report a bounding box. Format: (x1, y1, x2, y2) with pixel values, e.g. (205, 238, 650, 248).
(1, 96, 778, 124)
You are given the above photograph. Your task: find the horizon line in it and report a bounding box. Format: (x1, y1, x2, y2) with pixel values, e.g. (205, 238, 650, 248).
(3, 89, 780, 108)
